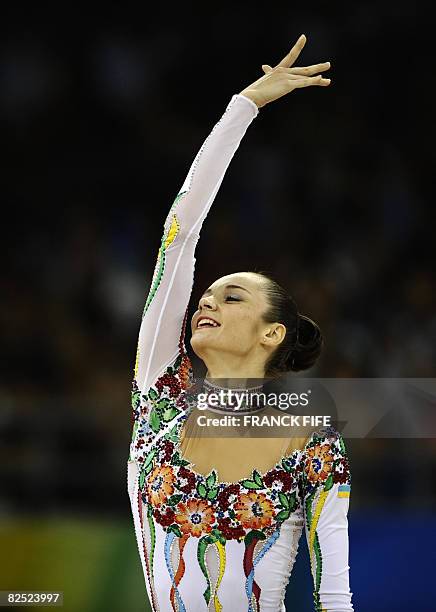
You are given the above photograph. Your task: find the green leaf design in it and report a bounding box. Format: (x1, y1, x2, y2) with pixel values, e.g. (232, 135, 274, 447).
(157, 398, 170, 411)
(245, 529, 266, 547)
(207, 487, 219, 501)
(305, 493, 315, 531)
(228, 509, 236, 519)
(278, 492, 289, 509)
(339, 436, 346, 455)
(162, 406, 180, 422)
(143, 461, 154, 476)
(139, 470, 146, 490)
(197, 482, 208, 499)
(324, 473, 334, 491)
(287, 491, 297, 513)
(276, 509, 291, 522)
(148, 387, 158, 400)
(131, 420, 139, 442)
(171, 451, 181, 466)
(150, 408, 161, 433)
(168, 524, 182, 537)
(165, 424, 179, 442)
(143, 448, 156, 470)
(253, 470, 264, 487)
(240, 479, 262, 490)
(167, 367, 174, 375)
(131, 389, 140, 410)
(167, 494, 183, 506)
(206, 470, 217, 488)
(281, 458, 292, 472)
(211, 528, 226, 545)
(173, 354, 183, 370)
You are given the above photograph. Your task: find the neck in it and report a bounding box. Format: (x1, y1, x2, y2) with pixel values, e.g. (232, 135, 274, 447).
(202, 351, 268, 383)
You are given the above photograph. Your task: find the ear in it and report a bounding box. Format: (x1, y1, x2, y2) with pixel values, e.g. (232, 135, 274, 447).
(262, 323, 286, 348)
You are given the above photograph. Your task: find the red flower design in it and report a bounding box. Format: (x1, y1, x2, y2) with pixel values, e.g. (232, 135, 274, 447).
(333, 457, 350, 484)
(217, 517, 245, 540)
(264, 469, 294, 492)
(217, 484, 240, 507)
(154, 506, 176, 527)
(161, 440, 175, 462)
(177, 466, 196, 493)
(156, 373, 181, 397)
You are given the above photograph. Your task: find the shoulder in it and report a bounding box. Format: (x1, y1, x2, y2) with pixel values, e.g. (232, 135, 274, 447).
(304, 426, 346, 452)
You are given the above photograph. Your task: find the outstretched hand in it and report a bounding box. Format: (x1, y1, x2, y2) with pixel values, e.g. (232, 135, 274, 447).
(239, 34, 331, 108)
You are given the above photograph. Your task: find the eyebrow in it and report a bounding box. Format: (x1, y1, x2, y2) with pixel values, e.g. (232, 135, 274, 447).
(202, 284, 252, 297)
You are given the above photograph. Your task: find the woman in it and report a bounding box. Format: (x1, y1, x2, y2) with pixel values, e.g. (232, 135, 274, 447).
(127, 34, 354, 612)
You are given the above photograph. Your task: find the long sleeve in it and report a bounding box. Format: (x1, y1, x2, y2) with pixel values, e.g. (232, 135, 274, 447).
(302, 428, 354, 612)
(134, 94, 259, 394)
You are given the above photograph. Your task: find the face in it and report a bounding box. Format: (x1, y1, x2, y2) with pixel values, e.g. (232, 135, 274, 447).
(190, 272, 280, 363)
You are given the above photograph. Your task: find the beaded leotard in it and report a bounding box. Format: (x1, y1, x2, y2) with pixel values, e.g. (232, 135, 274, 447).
(127, 94, 354, 611)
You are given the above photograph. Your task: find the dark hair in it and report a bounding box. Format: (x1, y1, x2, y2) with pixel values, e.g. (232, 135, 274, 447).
(252, 271, 324, 376)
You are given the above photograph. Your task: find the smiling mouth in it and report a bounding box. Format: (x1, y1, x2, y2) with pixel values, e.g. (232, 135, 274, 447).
(196, 317, 221, 329)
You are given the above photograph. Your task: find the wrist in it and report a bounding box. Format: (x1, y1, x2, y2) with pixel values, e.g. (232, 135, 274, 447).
(238, 89, 262, 109)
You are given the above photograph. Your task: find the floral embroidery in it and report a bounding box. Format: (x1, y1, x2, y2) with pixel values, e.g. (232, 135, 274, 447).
(217, 517, 246, 540)
(234, 492, 275, 530)
(217, 484, 240, 507)
(138, 427, 303, 543)
(302, 427, 351, 612)
(176, 466, 196, 493)
(132, 356, 351, 561)
(129, 352, 194, 463)
(263, 468, 294, 492)
(305, 443, 334, 484)
(175, 499, 216, 537)
(333, 456, 350, 484)
(147, 465, 176, 506)
(153, 506, 176, 528)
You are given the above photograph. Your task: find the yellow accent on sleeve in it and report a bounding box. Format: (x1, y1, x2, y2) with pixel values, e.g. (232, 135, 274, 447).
(309, 489, 329, 556)
(164, 214, 180, 249)
(134, 345, 140, 377)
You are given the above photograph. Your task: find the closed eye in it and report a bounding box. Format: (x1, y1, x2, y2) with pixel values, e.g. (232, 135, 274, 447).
(225, 295, 242, 302)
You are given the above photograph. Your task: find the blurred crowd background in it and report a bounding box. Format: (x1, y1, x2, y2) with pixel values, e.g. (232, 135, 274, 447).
(1, 2, 435, 611)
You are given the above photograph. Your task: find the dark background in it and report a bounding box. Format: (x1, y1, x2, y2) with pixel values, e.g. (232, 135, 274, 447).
(1, 2, 435, 611)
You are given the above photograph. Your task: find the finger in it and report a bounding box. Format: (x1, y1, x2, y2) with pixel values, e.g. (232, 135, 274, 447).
(261, 64, 273, 73)
(277, 34, 307, 69)
(290, 76, 331, 88)
(289, 62, 331, 76)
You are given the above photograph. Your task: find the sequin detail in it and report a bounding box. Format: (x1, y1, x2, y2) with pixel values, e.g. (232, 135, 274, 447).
(303, 427, 352, 611)
(142, 190, 187, 318)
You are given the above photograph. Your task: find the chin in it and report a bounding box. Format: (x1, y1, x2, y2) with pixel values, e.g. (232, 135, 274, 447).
(190, 332, 219, 359)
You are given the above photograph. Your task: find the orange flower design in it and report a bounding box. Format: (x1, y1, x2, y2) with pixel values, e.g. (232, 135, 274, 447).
(234, 492, 275, 530)
(147, 465, 176, 506)
(178, 355, 192, 389)
(175, 499, 215, 537)
(305, 443, 334, 484)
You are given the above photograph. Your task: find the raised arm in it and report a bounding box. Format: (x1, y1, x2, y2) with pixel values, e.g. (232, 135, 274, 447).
(302, 428, 354, 611)
(134, 93, 259, 394)
(134, 34, 331, 396)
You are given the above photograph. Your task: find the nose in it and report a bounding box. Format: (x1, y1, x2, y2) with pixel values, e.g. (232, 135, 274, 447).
(198, 295, 217, 311)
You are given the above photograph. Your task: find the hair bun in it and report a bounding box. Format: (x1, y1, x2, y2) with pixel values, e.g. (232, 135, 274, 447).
(287, 313, 323, 372)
